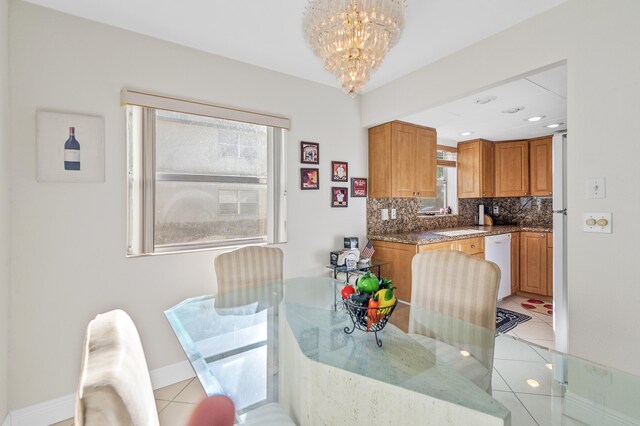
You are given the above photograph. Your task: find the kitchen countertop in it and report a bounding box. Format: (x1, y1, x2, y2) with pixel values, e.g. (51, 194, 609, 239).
(368, 225, 552, 245)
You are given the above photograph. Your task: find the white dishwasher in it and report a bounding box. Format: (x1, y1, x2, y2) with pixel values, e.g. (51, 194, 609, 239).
(485, 234, 511, 300)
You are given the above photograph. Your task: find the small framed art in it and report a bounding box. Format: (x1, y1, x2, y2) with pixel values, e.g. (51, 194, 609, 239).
(331, 161, 348, 182)
(301, 168, 319, 190)
(331, 187, 348, 207)
(351, 178, 367, 197)
(301, 141, 319, 164)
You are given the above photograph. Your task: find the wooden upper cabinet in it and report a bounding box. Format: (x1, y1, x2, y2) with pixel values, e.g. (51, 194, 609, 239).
(457, 139, 494, 198)
(529, 136, 553, 196)
(495, 140, 530, 197)
(368, 121, 437, 198)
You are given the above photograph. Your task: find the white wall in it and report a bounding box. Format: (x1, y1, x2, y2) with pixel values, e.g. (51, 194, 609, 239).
(0, 0, 10, 420)
(362, 0, 640, 376)
(8, 0, 367, 409)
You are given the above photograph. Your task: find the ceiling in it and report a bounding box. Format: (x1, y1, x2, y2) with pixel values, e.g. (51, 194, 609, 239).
(402, 64, 567, 145)
(22, 0, 567, 93)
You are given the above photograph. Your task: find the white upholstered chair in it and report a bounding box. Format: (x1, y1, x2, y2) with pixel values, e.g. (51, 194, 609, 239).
(75, 309, 236, 426)
(214, 245, 284, 309)
(409, 250, 500, 393)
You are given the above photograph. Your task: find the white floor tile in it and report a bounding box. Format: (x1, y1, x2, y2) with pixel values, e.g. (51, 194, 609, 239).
(527, 339, 556, 350)
(154, 378, 192, 401)
(173, 377, 207, 404)
(156, 399, 170, 413)
(492, 390, 538, 426)
(529, 344, 553, 362)
(511, 321, 555, 341)
(494, 359, 565, 397)
(158, 401, 196, 426)
(494, 335, 547, 362)
(501, 302, 544, 322)
(492, 368, 510, 392)
(517, 392, 564, 425)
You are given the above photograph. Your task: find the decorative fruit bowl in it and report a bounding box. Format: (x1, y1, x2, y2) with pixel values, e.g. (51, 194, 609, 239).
(340, 272, 397, 347)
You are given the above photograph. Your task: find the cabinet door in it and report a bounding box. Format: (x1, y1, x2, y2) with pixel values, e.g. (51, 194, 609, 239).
(520, 232, 548, 295)
(530, 136, 553, 196)
(372, 241, 417, 303)
(391, 123, 417, 197)
(457, 140, 480, 198)
(495, 141, 530, 197)
(481, 141, 495, 197)
(415, 127, 437, 197)
(510, 232, 520, 296)
(368, 124, 392, 198)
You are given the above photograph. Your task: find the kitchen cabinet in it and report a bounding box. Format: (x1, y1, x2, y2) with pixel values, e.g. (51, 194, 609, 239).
(372, 241, 417, 303)
(510, 232, 520, 295)
(529, 136, 553, 196)
(454, 237, 484, 258)
(457, 139, 495, 198)
(495, 140, 530, 197)
(368, 121, 437, 198)
(519, 232, 552, 297)
(547, 232, 553, 297)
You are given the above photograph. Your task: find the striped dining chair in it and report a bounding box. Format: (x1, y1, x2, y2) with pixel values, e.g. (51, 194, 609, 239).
(214, 245, 284, 309)
(409, 250, 500, 393)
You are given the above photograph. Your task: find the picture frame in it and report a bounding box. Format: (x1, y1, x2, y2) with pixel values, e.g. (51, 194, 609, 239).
(300, 168, 319, 190)
(36, 111, 105, 183)
(331, 187, 348, 207)
(331, 161, 348, 182)
(351, 177, 367, 197)
(300, 141, 319, 164)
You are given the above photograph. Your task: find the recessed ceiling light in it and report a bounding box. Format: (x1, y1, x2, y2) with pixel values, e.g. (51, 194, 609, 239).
(502, 106, 525, 114)
(527, 115, 546, 122)
(475, 96, 497, 105)
(460, 131, 474, 136)
(545, 363, 553, 370)
(546, 123, 563, 129)
(527, 379, 540, 388)
(460, 350, 470, 357)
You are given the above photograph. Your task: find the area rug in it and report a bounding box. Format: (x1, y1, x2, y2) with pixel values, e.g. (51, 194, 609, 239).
(496, 308, 532, 334)
(521, 299, 553, 316)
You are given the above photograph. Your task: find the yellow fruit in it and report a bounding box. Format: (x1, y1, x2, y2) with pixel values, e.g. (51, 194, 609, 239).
(375, 289, 396, 309)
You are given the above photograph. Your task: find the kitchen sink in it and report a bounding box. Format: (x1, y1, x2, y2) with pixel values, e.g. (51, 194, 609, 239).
(435, 229, 489, 237)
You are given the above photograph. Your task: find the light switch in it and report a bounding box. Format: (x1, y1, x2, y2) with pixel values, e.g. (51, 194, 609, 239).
(583, 212, 612, 233)
(381, 209, 389, 221)
(588, 177, 606, 199)
(391, 208, 397, 219)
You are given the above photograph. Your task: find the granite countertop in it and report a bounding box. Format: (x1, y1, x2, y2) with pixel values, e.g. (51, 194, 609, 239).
(368, 225, 553, 245)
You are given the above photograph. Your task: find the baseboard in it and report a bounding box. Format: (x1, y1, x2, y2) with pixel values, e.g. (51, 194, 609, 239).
(564, 391, 638, 426)
(8, 360, 196, 426)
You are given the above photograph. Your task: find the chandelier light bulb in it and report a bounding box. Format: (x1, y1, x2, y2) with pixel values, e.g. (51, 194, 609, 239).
(303, 0, 407, 97)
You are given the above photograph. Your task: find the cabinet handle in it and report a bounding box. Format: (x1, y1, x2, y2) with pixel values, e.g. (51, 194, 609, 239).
(540, 234, 545, 238)
(549, 191, 552, 195)
(471, 244, 475, 248)
(525, 192, 529, 195)
(417, 192, 421, 196)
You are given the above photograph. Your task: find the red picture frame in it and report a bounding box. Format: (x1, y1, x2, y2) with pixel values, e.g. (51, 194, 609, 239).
(300, 141, 319, 164)
(331, 161, 348, 182)
(331, 187, 348, 207)
(351, 178, 367, 197)
(300, 168, 319, 190)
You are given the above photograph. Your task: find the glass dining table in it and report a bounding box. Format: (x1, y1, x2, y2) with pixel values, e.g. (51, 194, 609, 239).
(164, 276, 640, 425)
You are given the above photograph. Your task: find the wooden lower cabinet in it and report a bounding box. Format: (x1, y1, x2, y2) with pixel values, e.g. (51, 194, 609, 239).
(519, 232, 553, 297)
(372, 241, 417, 303)
(510, 232, 520, 296)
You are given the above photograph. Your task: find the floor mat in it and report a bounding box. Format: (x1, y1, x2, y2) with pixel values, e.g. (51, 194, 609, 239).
(496, 307, 532, 334)
(521, 299, 553, 316)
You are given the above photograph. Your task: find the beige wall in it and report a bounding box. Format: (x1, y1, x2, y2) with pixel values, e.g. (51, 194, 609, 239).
(362, 0, 640, 376)
(8, 0, 367, 409)
(0, 0, 10, 420)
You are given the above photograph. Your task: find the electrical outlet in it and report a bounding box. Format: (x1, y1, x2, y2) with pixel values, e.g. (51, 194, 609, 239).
(381, 209, 389, 221)
(391, 209, 397, 219)
(493, 206, 499, 215)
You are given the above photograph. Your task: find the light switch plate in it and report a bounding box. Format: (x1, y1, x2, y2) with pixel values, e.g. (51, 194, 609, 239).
(391, 208, 397, 219)
(583, 212, 612, 233)
(381, 209, 389, 221)
(588, 177, 606, 199)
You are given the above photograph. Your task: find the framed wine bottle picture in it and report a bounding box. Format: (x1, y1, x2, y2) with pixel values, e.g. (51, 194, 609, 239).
(36, 111, 105, 183)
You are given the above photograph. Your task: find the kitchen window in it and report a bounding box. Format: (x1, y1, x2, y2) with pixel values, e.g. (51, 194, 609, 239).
(123, 90, 288, 256)
(418, 147, 457, 215)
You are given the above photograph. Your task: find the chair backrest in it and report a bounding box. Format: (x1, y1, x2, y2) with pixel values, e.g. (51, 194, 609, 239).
(75, 309, 159, 426)
(410, 250, 500, 388)
(214, 246, 283, 309)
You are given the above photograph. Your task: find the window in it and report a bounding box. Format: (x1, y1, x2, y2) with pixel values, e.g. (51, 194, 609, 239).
(418, 147, 457, 215)
(123, 90, 288, 256)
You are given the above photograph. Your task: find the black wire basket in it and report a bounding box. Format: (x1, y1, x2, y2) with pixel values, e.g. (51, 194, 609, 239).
(342, 298, 398, 347)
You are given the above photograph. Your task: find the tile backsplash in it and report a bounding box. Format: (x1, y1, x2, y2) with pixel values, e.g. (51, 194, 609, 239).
(367, 197, 552, 235)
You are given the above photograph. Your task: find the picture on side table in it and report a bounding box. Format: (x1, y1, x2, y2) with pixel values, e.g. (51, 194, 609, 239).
(351, 178, 367, 197)
(331, 161, 348, 182)
(300, 141, 319, 164)
(331, 187, 348, 207)
(300, 168, 319, 190)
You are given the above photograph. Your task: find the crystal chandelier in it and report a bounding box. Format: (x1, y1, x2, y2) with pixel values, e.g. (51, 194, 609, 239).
(303, 0, 407, 97)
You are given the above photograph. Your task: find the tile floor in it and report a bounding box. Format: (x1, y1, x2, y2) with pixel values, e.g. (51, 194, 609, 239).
(53, 296, 572, 426)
